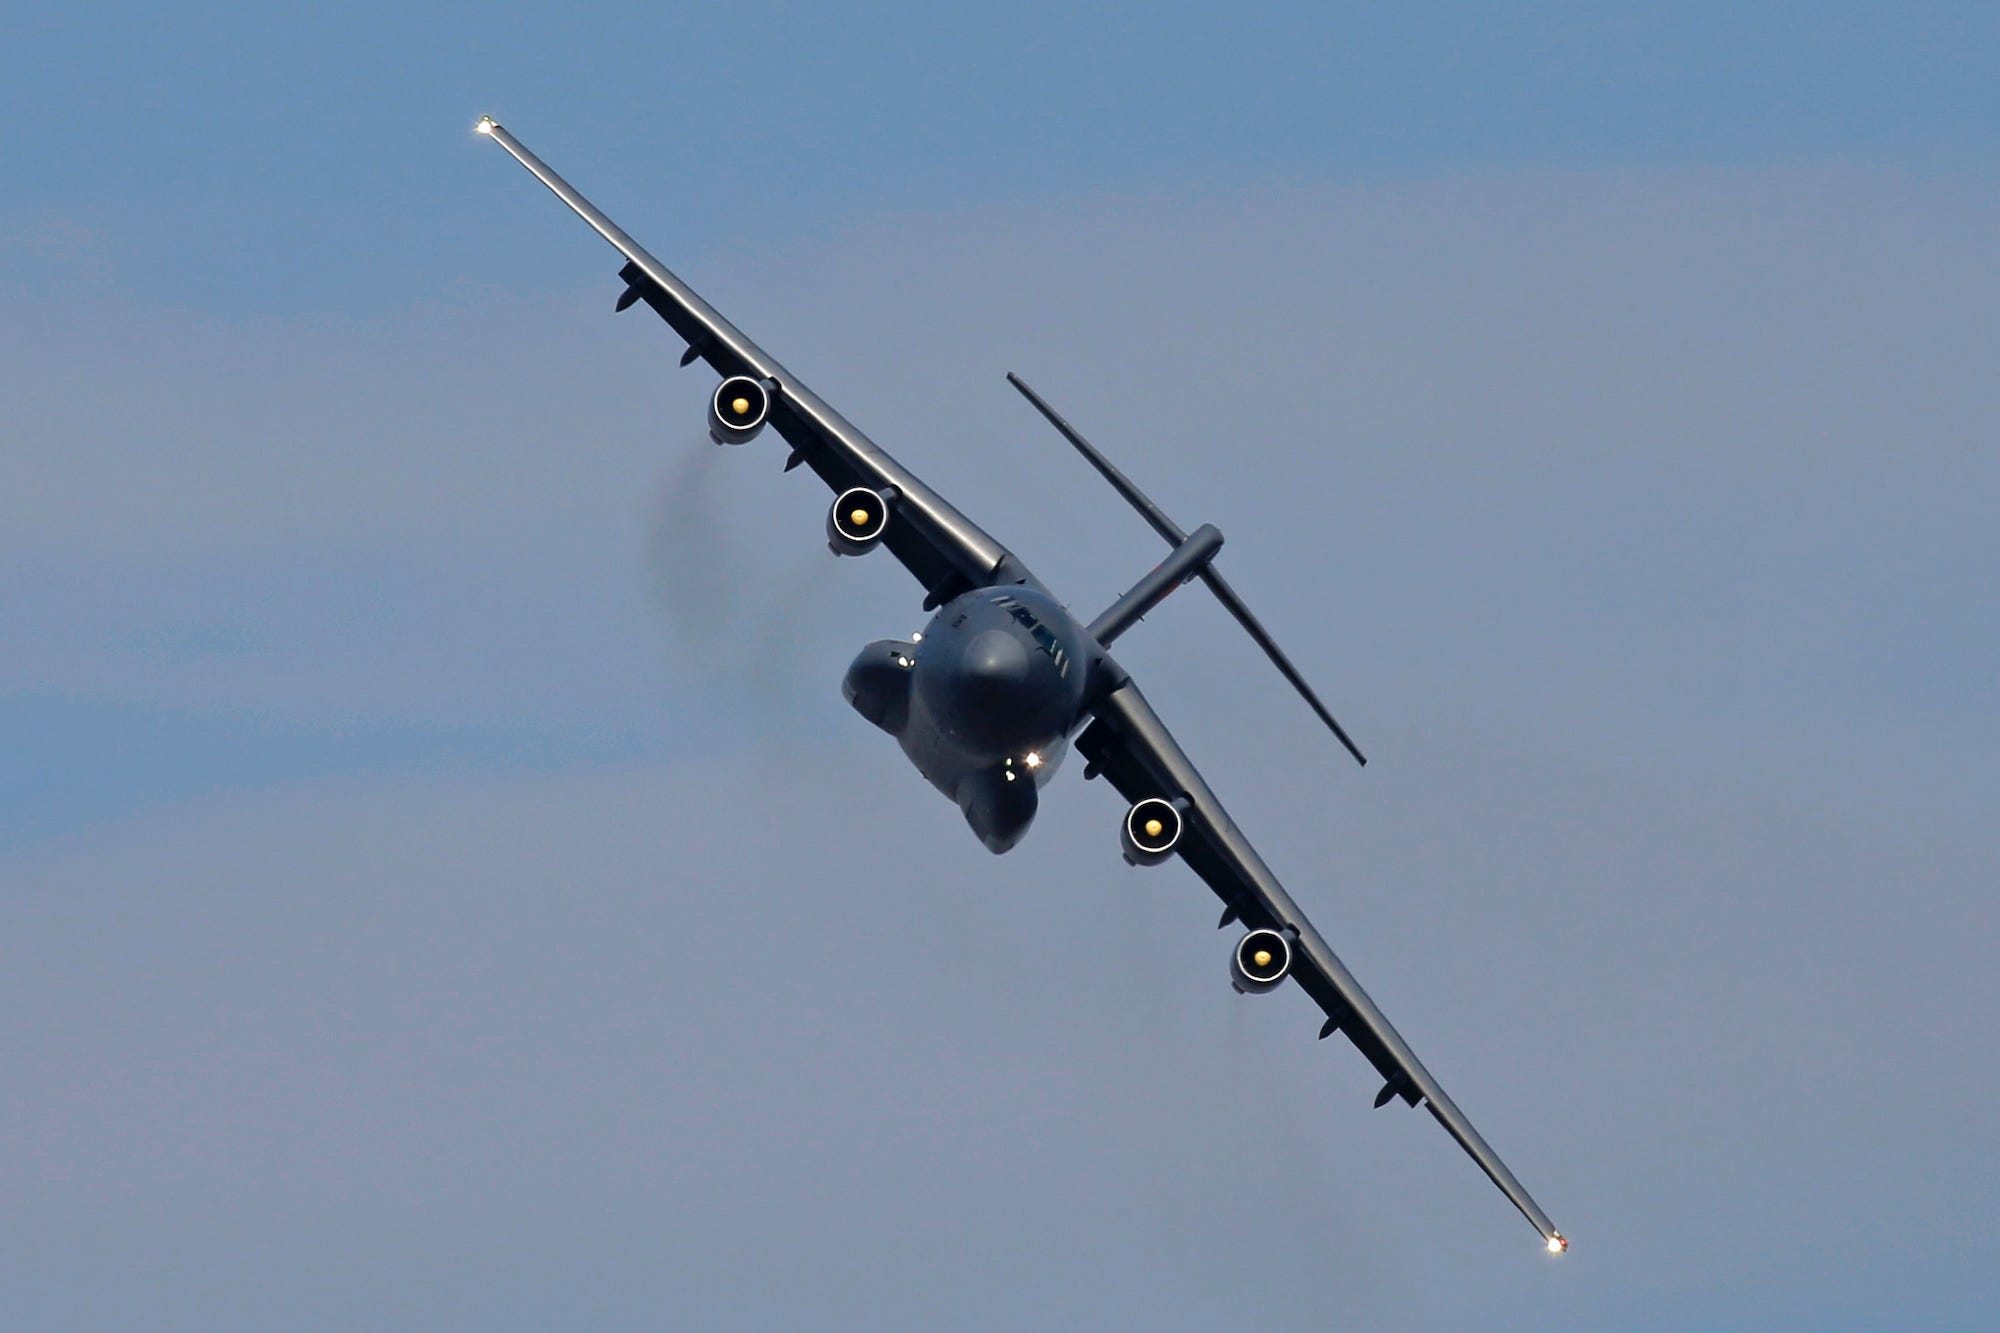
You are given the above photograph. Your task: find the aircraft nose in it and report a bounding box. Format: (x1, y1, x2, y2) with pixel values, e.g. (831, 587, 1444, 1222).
(929, 623, 1068, 756)
(960, 629, 1031, 689)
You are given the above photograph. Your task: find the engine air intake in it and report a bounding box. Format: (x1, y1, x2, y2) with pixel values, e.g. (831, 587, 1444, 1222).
(709, 375, 772, 443)
(1121, 796, 1185, 865)
(828, 486, 896, 555)
(1231, 927, 1293, 994)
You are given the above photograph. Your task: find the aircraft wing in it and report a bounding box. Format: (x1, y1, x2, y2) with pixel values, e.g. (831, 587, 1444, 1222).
(1075, 676, 1566, 1251)
(477, 119, 1035, 612)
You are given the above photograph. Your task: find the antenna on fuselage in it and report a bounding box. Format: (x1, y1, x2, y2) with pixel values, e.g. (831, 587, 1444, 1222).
(1006, 371, 1367, 768)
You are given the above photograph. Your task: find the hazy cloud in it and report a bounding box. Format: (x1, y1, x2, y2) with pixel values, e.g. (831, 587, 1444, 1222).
(6, 163, 1997, 1328)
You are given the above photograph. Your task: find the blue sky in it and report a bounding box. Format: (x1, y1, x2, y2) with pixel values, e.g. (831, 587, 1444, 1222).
(5, 5, 1999, 1329)
(6, 5, 1995, 314)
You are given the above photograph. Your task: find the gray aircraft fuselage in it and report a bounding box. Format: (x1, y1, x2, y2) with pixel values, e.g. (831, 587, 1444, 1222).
(844, 584, 1095, 854)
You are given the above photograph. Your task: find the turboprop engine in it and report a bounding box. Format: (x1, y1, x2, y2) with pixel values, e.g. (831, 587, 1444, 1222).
(1230, 927, 1293, 994)
(708, 375, 772, 444)
(827, 486, 896, 556)
(1120, 796, 1187, 866)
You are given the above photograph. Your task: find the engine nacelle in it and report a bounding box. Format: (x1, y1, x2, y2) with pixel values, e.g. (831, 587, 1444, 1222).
(1121, 795, 1187, 866)
(709, 375, 772, 444)
(827, 486, 897, 556)
(1230, 927, 1293, 994)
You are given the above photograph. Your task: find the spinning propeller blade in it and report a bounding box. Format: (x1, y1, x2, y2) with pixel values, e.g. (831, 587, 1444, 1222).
(1007, 373, 1367, 767)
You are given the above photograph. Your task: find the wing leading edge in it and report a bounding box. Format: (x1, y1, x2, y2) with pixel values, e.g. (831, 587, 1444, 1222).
(476, 117, 1037, 612)
(480, 117, 1562, 1251)
(1078, 678, 1565, 1250)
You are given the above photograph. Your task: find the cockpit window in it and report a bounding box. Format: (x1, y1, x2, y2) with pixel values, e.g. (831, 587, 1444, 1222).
(990, 593, 1070, 678)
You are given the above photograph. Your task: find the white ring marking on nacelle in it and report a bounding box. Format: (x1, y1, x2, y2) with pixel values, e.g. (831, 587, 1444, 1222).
(712, 376, 771, 433)
(831, 486, 891, 542)
(1125, 797, 1183, 855)
(1236, 928, 1292, 983)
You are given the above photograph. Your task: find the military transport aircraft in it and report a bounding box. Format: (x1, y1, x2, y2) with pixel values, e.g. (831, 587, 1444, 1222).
(476, 117, 1565, 1254)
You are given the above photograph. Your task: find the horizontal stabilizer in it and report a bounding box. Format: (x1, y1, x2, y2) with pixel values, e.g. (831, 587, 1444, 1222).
(1008, 373, 1366, 766)
(1089, 523, 1224, 646)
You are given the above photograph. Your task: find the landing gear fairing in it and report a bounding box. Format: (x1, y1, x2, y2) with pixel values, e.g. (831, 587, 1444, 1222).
(475, 118, 1565, 1256)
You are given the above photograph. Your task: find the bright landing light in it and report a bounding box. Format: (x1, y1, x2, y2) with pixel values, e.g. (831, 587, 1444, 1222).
(475, 116, 497, 135)
(1546, 1234, 1568, 1254)
(1023, 752, 1043, 770)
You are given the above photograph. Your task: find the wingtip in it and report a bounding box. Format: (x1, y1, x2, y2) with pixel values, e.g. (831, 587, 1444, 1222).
(474, 115, 499, 136)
